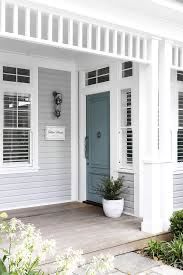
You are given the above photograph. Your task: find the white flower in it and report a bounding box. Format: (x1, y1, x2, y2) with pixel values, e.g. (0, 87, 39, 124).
(86, 254, 114, 275)
(56, 247, 84, 275)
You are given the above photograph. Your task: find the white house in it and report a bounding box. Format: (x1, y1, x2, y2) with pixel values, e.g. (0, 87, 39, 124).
(0, 0, 182, 235)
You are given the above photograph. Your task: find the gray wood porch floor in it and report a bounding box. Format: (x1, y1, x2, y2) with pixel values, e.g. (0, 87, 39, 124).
(6, 202, 171, 272)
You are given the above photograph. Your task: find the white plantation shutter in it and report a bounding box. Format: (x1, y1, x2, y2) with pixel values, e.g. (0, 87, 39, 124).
(3, 93, 31, 164)
(177, 92, 183, 162)
(119, 88, 133, 168)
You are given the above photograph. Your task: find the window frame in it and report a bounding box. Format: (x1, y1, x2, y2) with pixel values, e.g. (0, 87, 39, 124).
(0, 65, 38, 174)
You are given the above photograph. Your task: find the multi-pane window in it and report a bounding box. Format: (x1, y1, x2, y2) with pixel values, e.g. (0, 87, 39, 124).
(85, 67, 110, 86)
(3, 66, 30, 83)
(3, 93, 31, 164)
(122, 61, 133, 78)
(120, 89, 133, 167)
(177, 91, 183, 162)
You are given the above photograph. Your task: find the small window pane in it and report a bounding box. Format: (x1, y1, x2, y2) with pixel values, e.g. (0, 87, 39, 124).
(4, 110, 17, 128)
(3, 74, 16, 82)
(122, 69, 133, 78)
(177, 72, 183, 82)
(87, 71, 96, 78)
(17, 68, 30, 76)
(122, 61, 132, 70)
(3, 66, 16, 74)
(87, 78, 96, 85)
(98, 75, 109, 83)
(98, 67, 109, 76)
(17, 76, 30, 83)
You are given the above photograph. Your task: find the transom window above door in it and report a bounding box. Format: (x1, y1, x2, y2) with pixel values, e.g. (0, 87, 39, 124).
(85, 66, 110, 86)
(122, 61, 133, 78)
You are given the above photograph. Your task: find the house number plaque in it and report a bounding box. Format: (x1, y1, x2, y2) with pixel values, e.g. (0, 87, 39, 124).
(45, 126, 65, 141)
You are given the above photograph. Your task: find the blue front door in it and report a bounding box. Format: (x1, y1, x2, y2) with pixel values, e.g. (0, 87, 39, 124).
(86, 92, 110, 204)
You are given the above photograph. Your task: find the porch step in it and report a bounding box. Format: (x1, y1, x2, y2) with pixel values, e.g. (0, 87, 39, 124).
(41, 231, 172, 274)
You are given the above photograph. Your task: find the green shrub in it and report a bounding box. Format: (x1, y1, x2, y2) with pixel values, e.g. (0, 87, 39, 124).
(144, 240, 165, 260)
(144, 235, 183, 270)
(170, 210, 183, 237)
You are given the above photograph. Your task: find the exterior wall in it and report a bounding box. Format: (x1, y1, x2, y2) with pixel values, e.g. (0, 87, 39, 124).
(173, 173, 183, 210)
(0, 64, 72, 210)
(119, 172, 134, 215)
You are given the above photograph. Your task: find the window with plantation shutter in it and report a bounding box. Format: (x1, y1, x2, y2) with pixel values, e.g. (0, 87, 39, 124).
(3, 93, 31, 164)
(177, 92, 183, 162)
(119, 88, 133, 168)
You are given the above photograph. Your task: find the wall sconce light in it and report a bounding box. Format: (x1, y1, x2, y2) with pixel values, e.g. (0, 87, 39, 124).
(53, 91, 63, 118)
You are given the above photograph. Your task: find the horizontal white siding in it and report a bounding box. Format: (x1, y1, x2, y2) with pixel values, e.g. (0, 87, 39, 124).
(119, 172, 134, 214)
(173, 173, 183, 210)
(0, 68, 71, 210)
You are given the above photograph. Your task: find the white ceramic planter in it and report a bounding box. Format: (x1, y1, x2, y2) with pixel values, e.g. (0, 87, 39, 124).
(102, 198, 124, 218)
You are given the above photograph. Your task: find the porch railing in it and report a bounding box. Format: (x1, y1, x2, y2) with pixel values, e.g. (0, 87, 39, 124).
(0, 0, 151, 64)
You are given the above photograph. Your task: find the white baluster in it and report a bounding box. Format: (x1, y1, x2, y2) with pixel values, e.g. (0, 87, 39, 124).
(48, 13, 52, 41)
(58, 16, 63, 44)
(174, 46, 178, 67)
(143, 38, 147, 60)
(96, 25, 100, 51)
(87, 23, 92, 49)
(121, 32, 125, 56)
(128, 34, 133, 57)
(113, 30, 117, 54)
(37, 10, 41, 39)
(68, 19, 73, 45)
(25, 8, 30, 37)
(0, 0, 5, 32)
(136, 36, 140, 59)
(78, 21, 83, 47)
(13, 4, 18, 34)
(180, 48, 183, 68)
(104, 28, 109, 53)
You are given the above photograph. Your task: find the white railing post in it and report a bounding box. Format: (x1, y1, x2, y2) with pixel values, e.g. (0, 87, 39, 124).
(25, 7, 30, 37)
(68, 19, 73, 45)
(143, 39, 147, 60)
(96, 25, 100, 51)
(87, 23, 92, 49)
(48, 13, 52, 41)
(104, 28, 109, 53)
(78, 21, 83, 47)
(128, 34, 133, 57)
(13, 4, 18, 35)
(58, 16, 63, 44)
(37, 10, 41, 39)
(113, 30, 117, 54)
(180, 48, 183, 68)
(0, 0, 5, 32)
(121, 32, 125, 56)
(174, 46, 178, 67)
(136, 36, 140, 59)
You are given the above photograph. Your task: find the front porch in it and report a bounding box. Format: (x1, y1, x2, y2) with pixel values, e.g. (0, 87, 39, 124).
(6, 202, 171, 272)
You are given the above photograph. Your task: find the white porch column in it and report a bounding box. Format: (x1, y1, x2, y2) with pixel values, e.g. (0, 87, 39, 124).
(140, 38, 162, 233)
(159, 40, 173, 231)
(140, 38, 174, 234)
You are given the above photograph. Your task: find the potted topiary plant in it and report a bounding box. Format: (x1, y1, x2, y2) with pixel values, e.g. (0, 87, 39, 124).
(98, 177, 124, 218)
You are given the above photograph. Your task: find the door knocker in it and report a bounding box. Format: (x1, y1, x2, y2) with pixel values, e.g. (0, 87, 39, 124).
(97, 131, 101, 138)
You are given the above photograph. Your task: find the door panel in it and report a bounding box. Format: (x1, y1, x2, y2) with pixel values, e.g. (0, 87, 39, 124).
(86, 92, 110, 204)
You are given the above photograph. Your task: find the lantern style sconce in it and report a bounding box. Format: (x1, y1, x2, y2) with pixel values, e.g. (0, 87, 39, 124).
(53, 91, 63, 118)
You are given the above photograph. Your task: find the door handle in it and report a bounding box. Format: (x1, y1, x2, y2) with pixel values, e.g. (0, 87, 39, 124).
(85, 136, 89, 159)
